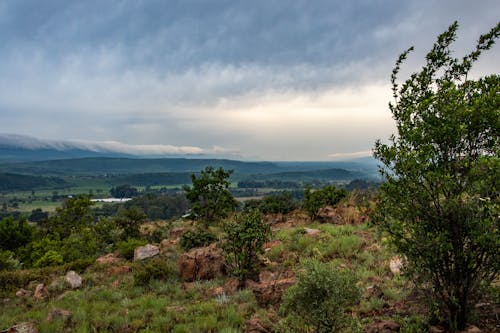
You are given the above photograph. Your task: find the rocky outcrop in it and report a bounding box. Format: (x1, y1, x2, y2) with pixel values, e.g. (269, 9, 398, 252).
(65, 271, 82, 289)
(178, 244, 225, 282)
(133, 244, 160, 261)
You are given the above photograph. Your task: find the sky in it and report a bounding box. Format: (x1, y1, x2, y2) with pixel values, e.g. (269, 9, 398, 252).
(0, 0, 498, 161)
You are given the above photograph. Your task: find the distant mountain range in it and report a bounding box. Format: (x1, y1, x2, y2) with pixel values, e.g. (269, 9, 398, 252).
(0, 133, 380, 180)
(0, 133, 242, 161)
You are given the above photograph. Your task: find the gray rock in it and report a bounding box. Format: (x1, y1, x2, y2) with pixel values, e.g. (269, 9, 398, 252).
(133, 244, 160, 261)
(65, 271, 82, 289)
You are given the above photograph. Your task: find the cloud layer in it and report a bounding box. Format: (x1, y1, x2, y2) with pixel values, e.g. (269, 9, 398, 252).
(0, 1, 498, 160)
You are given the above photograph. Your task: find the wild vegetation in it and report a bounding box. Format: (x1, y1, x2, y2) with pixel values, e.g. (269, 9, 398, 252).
(0, 22, 498, 333)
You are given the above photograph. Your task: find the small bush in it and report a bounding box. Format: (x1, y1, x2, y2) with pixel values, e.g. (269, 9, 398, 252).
(34, 250, 63, 268)
(280, 259, 361, 332)
(222, 209, 270, 282)
(134, 258, 178, 286)
(0, 250, 21, 270)
(179, 229, 217, 251)
(116, 239, 148, 260)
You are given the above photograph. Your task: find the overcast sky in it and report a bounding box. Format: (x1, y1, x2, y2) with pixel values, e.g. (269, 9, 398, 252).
(0, 0, 498, 160)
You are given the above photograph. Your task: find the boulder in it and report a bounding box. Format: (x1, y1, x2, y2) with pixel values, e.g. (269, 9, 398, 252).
(461, 326, 482, 333)
(96, 252, 121, 265)
(178, 244, 225, 282)
(246, 276, 296, 307)
(364, 320, 401, 333)
(65, 271, 82, 289)
(33, 283, 48, 300)
(133, 244, 160, 261)
(0, 322, 38, 333)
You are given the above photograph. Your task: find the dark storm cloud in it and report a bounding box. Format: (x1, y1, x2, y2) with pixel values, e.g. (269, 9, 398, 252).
(0, 0, 498, 160)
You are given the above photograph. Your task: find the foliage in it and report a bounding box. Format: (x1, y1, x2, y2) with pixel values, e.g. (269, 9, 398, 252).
(116, 239, 148, 260)
(124, 193, 189, 220)
(260, 192, 298, 215)
(110, 184, 139, 198)
(44, 194, 95, 238)
(60, 228, 100, 262)
(373, 21, 500, 331)
(184, 166, 238, 228)
(134, 257, 178, 286)
(114, 206, 146, 239)
(0, 250, 21, 270)
(28, 208, 49, 223)
(303, 185, 347, 221)
(0, 216, 34, 252)
(34, 250, 64, 268)
(179, 229, 217, 251)
(280, 259, 361, 332)
(221, 209, 270, 282)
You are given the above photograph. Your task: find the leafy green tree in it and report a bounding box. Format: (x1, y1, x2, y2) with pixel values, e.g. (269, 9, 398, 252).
(110, 184, 139, 198)
(184, 166, 238, 228)
(374, 22, 500, 331)
(114, 206, 146, 239)
(303, 185, 347, 221)
(280, 259, 361, 332)
(0, 217, 33, 252)
(222, 209, 270, 284)
(45, 195, 95, 238)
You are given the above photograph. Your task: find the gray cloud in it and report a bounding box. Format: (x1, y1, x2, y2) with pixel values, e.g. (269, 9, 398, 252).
(0, 1, 498, 160)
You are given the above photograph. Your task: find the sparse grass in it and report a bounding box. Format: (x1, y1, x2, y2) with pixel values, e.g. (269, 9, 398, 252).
(0, 211, 438, 332)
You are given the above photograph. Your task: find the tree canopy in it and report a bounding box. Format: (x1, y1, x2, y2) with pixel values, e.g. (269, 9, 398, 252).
(374, 21, 499, 331)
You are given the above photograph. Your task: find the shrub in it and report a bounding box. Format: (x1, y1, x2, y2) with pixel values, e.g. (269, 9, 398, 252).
(134, 258, 178, 286)
(280, 259, 361, 332)
(303, 185, 347, 221)
(260, 192, 297, 215)
(0, 250, 21, 270)
(179, 229, 217, 251)
(61, 228, 100, 262)
(116, 239, 148, 260)
(34, 250, 64, 268)
(222, 209, 270, 283)
(0, 217, 34, 252)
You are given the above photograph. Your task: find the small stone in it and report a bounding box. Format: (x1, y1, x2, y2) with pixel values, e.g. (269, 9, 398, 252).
(34, 283, 48, 300)
(389, 256, 403, 275)
(46, 308, 72, 322)
(133, 244, 160, 261)
(96, 252, 121, 265)
(15, 289, 32, 298)
(429, 327, 446, 333)
(65, 271, 82, 289)
(0, 322, 38, 333)
(108, 265, 132, 275)
(304, 228, 321, 236)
